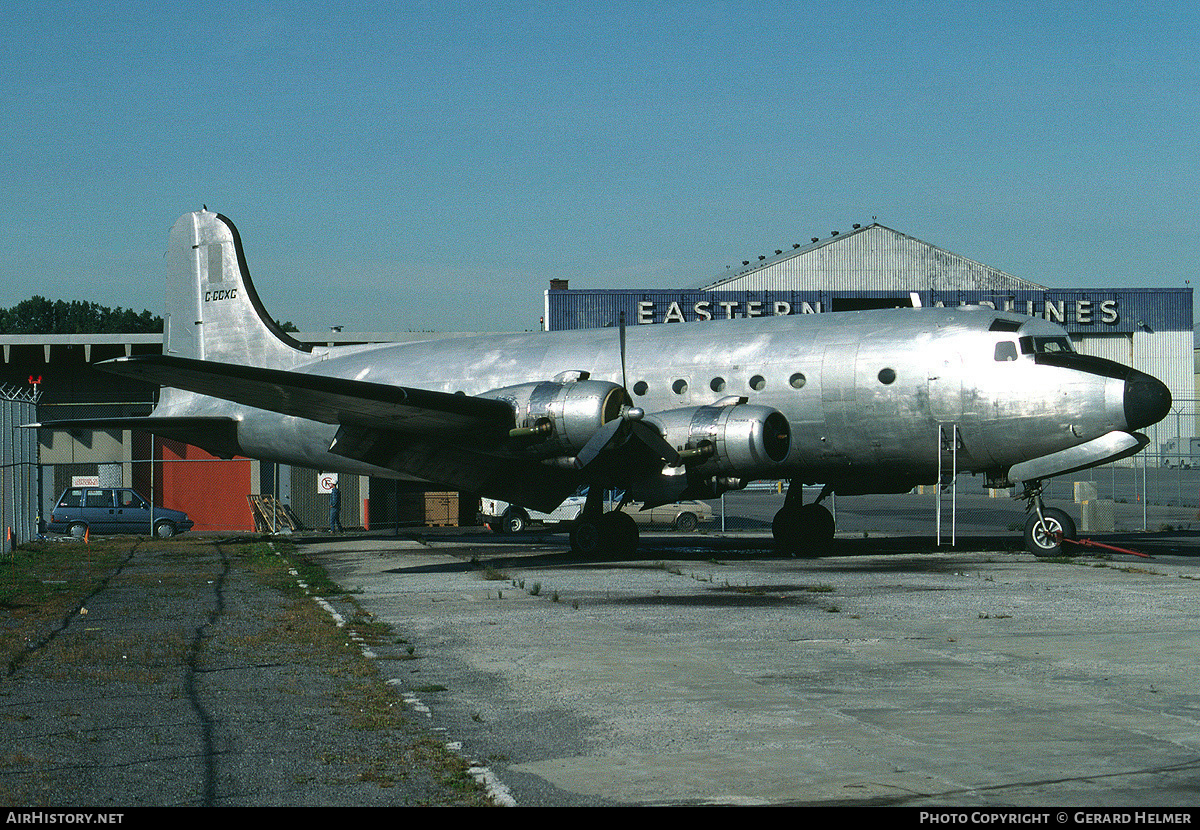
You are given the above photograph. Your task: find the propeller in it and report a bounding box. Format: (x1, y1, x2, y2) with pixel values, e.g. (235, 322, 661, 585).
(575, 309, 680, 471)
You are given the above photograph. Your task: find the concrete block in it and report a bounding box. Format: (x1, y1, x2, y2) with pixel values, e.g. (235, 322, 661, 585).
(1079, 499, 1114, 533)
(1074, 481, 1098, 503)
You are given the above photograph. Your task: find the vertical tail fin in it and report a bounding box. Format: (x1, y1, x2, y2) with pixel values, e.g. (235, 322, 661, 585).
(163, 210, 311, 367)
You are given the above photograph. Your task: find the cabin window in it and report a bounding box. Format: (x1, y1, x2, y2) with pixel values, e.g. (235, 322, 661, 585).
(633, 381, 648, 396)
(710, 377, 726, 393)
(672, 379, 688, 395)
(994, 341, 1018, 362)
(749, 375, 766, 391)
(877, 368, 896, 384)
(789, 373, 806, 389)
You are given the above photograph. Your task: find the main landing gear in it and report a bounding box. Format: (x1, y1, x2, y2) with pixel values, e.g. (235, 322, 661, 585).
(773, 482, 835, 556)
(569, 487, 638, 559)
(1021, 482, 1078, 557)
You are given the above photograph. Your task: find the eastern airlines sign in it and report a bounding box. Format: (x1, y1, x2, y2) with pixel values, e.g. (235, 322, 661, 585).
(545, 289, 1191, 334)
(632, 297, 1119, 325)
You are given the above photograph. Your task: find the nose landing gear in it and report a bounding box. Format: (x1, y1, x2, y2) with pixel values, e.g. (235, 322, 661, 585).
(1021, 483, 1078, 557)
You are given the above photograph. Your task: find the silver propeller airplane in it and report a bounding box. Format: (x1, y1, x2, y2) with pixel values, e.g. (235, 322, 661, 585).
(36, 210, 1172, 556)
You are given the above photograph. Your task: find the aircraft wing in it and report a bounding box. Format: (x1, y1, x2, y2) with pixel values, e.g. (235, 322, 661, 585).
(96, 354, 516, 438)
(93, 355, 589, 510)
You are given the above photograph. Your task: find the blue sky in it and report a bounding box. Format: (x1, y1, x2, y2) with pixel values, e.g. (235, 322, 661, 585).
(1, 1, 1196, 333)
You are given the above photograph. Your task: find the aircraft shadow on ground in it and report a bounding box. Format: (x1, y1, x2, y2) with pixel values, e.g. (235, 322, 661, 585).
(293, 528, 1199, 577)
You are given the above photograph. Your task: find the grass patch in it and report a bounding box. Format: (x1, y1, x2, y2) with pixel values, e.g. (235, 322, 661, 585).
(1, 539, 136, 673)
(1, 536, 491, 806)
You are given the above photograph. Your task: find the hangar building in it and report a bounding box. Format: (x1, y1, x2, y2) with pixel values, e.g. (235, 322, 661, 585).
(544, 222, 1195, 450)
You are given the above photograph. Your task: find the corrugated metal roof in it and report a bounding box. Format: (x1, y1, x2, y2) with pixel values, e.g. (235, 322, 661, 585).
(699, 224, 1047, 293)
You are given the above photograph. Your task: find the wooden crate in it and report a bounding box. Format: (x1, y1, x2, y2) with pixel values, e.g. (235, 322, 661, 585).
(423, 491, 459, 526)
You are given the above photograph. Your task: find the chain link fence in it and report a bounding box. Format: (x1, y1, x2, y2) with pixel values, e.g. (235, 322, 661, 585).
(2, 386, 40, 554)
(710, 399, 1200, 540)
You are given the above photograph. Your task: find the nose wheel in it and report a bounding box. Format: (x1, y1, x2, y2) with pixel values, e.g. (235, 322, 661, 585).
(1021, 483, 1078, 557)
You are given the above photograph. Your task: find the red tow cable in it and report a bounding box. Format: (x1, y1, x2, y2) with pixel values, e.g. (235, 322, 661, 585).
(1059, 535, 1152, 559)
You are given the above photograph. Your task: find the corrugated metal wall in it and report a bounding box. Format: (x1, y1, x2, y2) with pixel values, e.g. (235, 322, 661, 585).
(1074, 333, 1133, 365)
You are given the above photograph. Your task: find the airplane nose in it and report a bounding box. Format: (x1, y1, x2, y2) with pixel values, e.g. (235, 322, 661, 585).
(1124, 370, 1172, 430)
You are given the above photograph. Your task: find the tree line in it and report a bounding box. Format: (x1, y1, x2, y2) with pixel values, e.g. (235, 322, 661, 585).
(0, 296, 161, 334)
(0, 296, 300, 334)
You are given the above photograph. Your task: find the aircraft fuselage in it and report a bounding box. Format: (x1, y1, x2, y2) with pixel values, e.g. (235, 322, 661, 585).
(162, 305, 1166, 497)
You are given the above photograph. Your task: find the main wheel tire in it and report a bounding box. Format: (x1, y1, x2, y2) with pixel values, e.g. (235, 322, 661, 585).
(772, 503, 835, 556)
(1024, 508, 1077, 557)
(569, 520, 601, 556)
(570, 512, 638, 558)
(599, 511, 639, 559)
(803, 503, 836, 545)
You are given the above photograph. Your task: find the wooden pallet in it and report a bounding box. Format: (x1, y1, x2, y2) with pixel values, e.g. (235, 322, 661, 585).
(247, 494, 303, 532)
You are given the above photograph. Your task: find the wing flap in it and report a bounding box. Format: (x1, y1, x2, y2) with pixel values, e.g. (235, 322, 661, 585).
(97, 355, 515, 438)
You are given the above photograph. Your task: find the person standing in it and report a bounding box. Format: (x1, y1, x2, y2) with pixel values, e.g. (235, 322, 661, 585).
(329, 482, 342, 533)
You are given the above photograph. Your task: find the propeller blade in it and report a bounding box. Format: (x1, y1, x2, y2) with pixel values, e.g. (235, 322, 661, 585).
(576, 419, 624, 469)
(575, 412, 680, 470)
(628, 419, 680, 465)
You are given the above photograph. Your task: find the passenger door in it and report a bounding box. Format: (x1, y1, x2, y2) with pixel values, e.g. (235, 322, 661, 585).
(114, 489, 152, 534)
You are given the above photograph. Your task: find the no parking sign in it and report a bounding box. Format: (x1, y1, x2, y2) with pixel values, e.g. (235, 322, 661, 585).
(318, 472, 339, 494)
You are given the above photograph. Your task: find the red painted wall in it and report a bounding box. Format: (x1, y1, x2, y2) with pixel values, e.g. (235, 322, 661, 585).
(156, 440, 255, 532)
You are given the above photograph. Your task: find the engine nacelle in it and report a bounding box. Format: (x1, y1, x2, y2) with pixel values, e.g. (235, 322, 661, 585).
(645, 403, 791, 477)
(479, 379, 629, 456)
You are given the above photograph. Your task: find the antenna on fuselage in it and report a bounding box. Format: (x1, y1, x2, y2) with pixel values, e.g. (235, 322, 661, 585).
(619, 311, 628, 391)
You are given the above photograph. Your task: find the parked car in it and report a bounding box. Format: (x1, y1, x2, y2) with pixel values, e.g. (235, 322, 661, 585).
(617, 498, 712, 532)
(480, 488, 712, 533)
(47, 487, 194, 539)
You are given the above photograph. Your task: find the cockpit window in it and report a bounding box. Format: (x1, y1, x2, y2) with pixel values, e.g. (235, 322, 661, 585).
(994, 341, 1018, 362)
(1019, 335, 1075, 355)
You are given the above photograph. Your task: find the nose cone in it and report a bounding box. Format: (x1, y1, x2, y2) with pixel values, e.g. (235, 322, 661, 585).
(1124, 371, 1172, 430)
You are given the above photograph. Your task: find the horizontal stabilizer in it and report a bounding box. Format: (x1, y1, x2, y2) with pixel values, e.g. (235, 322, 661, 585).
(26, 416, 243, 458)
(96, 355, 516, 438)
